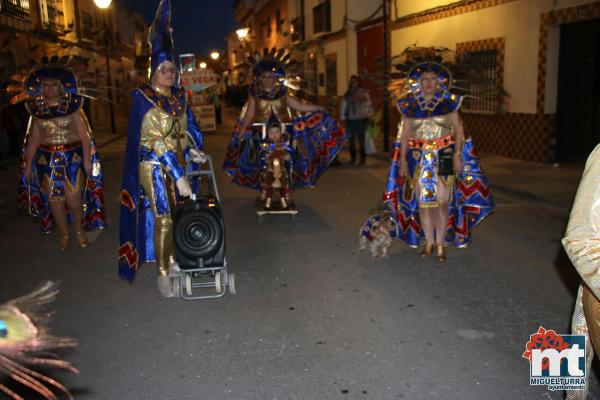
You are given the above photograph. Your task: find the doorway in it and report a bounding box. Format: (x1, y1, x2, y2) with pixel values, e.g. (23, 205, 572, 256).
(556, 18, 600, 162)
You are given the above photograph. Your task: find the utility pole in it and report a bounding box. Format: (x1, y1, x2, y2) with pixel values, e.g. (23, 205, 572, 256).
(103, 12, 117, 134)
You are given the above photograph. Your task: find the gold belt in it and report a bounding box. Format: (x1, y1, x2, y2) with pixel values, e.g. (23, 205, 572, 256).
(39, 141, 82, 152)
(408, 134, 454, 150)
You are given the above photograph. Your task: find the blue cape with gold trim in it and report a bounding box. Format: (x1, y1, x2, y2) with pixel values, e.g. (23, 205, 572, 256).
(118, 84, 202, 283)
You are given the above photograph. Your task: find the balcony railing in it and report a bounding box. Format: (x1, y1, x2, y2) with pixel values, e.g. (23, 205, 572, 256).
(0, 0, 31, 20)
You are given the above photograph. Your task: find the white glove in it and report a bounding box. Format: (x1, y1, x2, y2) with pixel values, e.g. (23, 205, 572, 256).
(189, 148, 208, 164)
(175, 176, 192, 197)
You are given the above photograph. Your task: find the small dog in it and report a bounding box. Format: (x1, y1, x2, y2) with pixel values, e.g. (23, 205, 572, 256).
(360, 217, 394, 258)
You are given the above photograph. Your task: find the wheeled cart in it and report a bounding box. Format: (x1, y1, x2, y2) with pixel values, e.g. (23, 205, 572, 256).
(172, 155, 236, 300)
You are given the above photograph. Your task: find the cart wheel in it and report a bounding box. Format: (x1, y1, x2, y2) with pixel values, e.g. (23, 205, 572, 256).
(228, 273, 236, 295)
(185, 274, 193, 296)
(172, 277, 180, 297)
(215, 271, 222, 294)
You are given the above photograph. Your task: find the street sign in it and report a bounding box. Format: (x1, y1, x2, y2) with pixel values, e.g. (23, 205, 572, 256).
(181, 69, 219, 93)
(193, 104, 216, 132)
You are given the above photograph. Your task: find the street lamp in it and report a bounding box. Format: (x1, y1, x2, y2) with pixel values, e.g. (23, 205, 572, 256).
(199, 62, 207, 69)
(94, 0, 116, 134)
(210, 51, 220, 61)
(235, 28, 249, 42)
(93, 0, 112, 9)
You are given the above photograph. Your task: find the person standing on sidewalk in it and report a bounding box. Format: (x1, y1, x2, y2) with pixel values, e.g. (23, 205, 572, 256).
(118, 0, 207, 297)
(340, 75, 373, 165)
(16, 62, 106, 251)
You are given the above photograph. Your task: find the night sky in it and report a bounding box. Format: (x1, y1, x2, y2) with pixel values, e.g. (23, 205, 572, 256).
(117, 0, 238, 59)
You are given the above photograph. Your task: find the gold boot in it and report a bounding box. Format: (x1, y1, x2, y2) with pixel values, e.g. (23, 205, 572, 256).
(435, 244, 447, 262)
(420, 242, 434, 257)
(59, 235, 69, 252)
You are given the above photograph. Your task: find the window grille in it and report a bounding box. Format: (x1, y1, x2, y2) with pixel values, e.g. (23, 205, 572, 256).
(40, 0, 64, 33)
(461, 49, 498, 112)
(0, 0, 30, 20)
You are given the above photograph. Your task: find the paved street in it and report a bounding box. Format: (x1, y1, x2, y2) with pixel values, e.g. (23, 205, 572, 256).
(0, 115, 596, 400)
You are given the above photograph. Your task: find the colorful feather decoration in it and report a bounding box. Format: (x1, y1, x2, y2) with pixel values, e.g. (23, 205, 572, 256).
(0, 282, 77, 400)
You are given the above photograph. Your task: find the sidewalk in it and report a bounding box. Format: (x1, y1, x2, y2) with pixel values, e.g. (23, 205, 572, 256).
(478, 154, 582, 212)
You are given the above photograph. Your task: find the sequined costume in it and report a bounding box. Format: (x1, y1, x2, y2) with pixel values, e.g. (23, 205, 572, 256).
(118, 0, 204, 284)
(563, 144, 600, 400)
(359, 62, 494, 252)
(258, 115, 294, 208)
(223, 51, 347, 196)
(16, 66, 106, 233)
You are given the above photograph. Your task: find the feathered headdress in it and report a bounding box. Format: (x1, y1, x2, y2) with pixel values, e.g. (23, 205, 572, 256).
(0, 281, 78, 400)
(389, 46, 465, 101)
(247, 47, 302, 99)
(3, 56, 85, 119)
(149, 0, 175, 78)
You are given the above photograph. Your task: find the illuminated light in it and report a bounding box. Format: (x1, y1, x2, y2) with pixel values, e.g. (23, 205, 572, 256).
(93, 0, 112, 8)
(210, 51, 220, 60)
(199, 62, 207, 69)
(236, 28, 249, 41)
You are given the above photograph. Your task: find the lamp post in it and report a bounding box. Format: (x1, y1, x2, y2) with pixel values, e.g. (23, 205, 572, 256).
(210, 51, 220, 61)
(94, 0, 117, 134)
(382, 0, 390, 152)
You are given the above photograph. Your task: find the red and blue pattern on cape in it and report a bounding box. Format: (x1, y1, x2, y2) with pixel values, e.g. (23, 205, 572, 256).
(118, 85, 203, 283)
(223, 111, 348, 190)
(17, 114, 107, 234)
(359, 95, 495, 248)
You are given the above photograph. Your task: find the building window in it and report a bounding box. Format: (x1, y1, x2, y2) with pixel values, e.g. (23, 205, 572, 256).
(305, 54, 318, 103)
(80, 12, 94, 41)
(0, 0, 30, 20)
(266, 16, 271, 37)
(460, 49, 498, 112)
(313, 0, 331, 34)
(291, 15, 304, 42)
(40, 0, 64, 33)
(275, 9, 282, 33)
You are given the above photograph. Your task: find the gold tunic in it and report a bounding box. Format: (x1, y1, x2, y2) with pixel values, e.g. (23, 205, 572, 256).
(140, 106, 189, 157)
(37, 114, 80, 145)
(255, 97, 293, 123)
(407, 114, 454, 141)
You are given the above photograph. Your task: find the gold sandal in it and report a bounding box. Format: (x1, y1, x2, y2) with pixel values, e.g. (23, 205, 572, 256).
(435, 244, 447, 262)
(420, 242, 434, 258)
(59, 236, 69, 252)
(75, 231, 89, 248)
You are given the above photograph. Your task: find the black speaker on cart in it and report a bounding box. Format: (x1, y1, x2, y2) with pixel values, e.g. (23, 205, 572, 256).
(172, 195, 225, 269)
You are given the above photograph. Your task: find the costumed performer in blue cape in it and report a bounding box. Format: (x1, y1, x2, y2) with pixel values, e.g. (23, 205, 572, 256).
(223, 49, 348, 210)
(359, 51, 494, 261)
(16, 58, 106, 252)
(118, 0, 207, 297)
